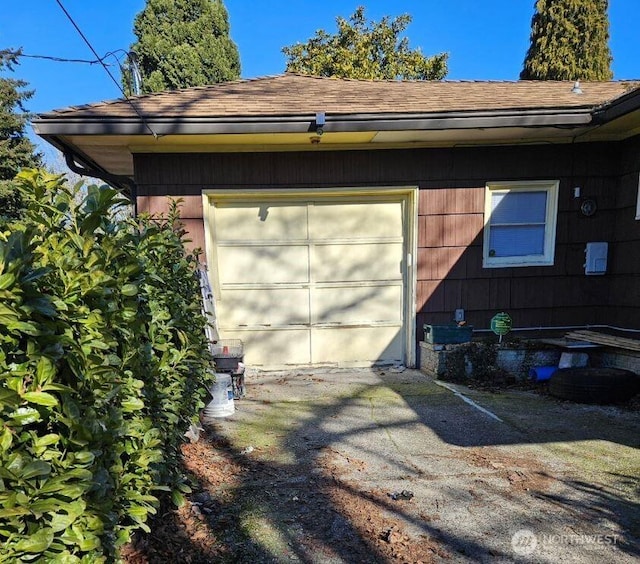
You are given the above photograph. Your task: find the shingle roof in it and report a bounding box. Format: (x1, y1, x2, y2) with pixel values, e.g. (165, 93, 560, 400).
(43, 73, 640, 119)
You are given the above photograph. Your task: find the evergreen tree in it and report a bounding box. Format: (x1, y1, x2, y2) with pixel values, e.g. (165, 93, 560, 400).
(124, 0, 240, 95)
(282, 6, 448, 80)
(0, 48, 41, 221)
(521, 0, 613, 80)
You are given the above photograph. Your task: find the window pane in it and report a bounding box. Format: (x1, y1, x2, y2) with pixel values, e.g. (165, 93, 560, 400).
(491, 191, 547, 225)
(489, 225, 545, 257)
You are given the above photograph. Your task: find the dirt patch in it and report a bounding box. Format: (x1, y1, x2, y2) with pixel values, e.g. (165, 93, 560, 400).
(122, 433, 447, 563)
(457, 446, 555, 493)
(317, 447, 449, 562)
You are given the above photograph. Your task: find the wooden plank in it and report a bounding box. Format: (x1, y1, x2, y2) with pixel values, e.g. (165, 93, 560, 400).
(564, 330, 640, 352)
(540, 338, 600, 349)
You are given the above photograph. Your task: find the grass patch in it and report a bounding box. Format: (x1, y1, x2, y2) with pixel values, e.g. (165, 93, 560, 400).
(238, 501, 294, 559)
(235, 402, 321, 464)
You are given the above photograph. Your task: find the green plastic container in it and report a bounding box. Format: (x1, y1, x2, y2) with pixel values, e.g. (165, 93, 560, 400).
(423, 324, 473, 344)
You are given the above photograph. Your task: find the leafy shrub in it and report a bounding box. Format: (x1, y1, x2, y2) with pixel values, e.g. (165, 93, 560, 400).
(0, 170, 212, 561)
(442, 341, 504, 385)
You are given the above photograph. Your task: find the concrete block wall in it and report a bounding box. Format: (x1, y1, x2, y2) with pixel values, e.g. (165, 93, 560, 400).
(419, 342, 448, 377)
(420, 341, 640, 381)
(595, 350, 640, 374)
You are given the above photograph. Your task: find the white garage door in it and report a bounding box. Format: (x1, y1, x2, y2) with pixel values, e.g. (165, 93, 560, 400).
(208, 195, 410, 368)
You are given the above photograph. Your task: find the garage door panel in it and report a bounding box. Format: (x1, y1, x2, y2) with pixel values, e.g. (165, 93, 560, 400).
(211, 196, 408, 368)
(311, 327, 403, 364)
(311, 285, 403, 324)
(312, 243, 403, 282)
(221, 329, 311, 366)
(218, 245, 309, 284)
(218, 288, 310, 327)
(309, 202, 403, 239)
(216, 204, 307, 241)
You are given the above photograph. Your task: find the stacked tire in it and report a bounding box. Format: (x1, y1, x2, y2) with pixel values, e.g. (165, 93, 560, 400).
(549, 367, 640, 404)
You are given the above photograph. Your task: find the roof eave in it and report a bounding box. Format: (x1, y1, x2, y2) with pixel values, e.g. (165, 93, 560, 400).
(32, 107, 595, 137)
(592, 86, 640, 124)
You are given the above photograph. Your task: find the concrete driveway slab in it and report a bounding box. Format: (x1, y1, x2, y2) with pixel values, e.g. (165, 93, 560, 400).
(200, 368, 639, 563)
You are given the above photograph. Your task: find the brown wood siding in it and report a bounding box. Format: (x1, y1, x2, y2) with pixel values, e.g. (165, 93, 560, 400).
(133, 136, 640, 333)
(135, 144, 621, 192)
(137, 194, 205, 255)
(610, 136, 640, 327)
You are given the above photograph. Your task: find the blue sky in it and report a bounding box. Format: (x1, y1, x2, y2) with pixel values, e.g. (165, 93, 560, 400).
(2, 0, 640, 156)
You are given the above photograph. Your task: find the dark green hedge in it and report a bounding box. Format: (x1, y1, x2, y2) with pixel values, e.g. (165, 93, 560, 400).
(0, 170, 212, 561)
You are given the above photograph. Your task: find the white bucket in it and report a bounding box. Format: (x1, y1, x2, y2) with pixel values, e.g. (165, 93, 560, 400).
(203, 373, 235, 418)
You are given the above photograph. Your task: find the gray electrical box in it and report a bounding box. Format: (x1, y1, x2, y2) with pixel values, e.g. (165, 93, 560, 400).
(584, 242, 608, 275)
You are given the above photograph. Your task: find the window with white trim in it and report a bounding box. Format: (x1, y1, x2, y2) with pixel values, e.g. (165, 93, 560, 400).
(483, 180, 559, 268)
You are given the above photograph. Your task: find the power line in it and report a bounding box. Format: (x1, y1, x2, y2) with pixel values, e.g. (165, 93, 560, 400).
(6, 47, 144, 100)
(54, 0, 157, 138)
(7, 50, 117, 66)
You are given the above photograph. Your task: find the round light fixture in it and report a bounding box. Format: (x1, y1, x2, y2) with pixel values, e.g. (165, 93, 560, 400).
(580, 199, 597, 217)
